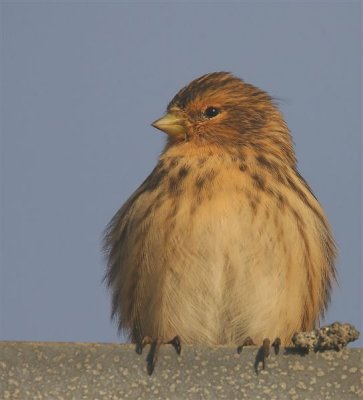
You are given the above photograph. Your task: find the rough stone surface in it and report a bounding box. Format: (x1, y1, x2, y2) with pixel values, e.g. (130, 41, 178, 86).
(0, 341, 362, 399)
(292, 322, 360, 352)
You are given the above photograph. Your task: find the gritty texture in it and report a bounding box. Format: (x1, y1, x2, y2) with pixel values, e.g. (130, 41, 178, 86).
(292, 322, 360, 352)
(0, 341, 362, 399)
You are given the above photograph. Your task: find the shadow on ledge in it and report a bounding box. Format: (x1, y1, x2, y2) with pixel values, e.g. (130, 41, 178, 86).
(0, 341, 362, 399)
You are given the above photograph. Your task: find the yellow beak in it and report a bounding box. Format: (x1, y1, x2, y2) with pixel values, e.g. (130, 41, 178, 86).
(151, 112, 187, 137)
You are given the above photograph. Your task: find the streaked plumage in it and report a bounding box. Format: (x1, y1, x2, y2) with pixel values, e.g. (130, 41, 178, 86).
(104, 72, 336, 351)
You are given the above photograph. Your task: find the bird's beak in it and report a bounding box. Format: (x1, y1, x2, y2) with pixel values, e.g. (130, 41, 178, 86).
(151, 112, 187, 137)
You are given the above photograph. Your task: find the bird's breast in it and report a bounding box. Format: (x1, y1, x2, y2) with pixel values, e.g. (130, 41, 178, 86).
(123, 153, 322, 344)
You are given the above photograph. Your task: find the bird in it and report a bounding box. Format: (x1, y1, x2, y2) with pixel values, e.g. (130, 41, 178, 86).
(103, 72, 336, 374)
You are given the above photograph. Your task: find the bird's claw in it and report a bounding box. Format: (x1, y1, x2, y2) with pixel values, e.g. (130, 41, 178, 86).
(254, 337, 281, 373)
(168, 335, 182, 355)
(260, 338, 270, 370)
(237, 336, 256, 353)
(272, 337, 281, 355)
(238, 336, 281, 373)
(135, 335, 181, 375)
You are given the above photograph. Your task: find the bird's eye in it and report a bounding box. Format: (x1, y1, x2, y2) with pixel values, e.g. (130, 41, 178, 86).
(204, 107, 220, 119)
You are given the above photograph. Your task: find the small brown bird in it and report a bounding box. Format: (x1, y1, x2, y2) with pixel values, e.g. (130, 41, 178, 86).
(104, 72, 336, 374)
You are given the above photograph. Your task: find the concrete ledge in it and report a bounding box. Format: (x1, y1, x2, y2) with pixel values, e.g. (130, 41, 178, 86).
(0, 341, 362, 399)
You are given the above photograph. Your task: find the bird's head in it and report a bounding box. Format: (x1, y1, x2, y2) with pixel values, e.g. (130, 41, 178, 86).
(152, 72, 295, 164)
(152, 72, 290, 144)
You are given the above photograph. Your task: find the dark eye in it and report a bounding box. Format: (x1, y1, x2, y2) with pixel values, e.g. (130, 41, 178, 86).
(204, 107, 220, 119)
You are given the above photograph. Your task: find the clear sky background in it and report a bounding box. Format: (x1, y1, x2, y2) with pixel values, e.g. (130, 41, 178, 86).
(1, 1, 362, 346)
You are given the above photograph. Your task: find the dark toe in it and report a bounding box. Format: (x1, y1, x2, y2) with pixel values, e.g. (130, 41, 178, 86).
(169, 336, 181, 355)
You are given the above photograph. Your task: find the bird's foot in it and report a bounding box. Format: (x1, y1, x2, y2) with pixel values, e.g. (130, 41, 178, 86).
(135, 335, 181, 375)
(254, 338, 270, 372)
(254, 337, 281, 373)
(238, 336, 281, 373)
